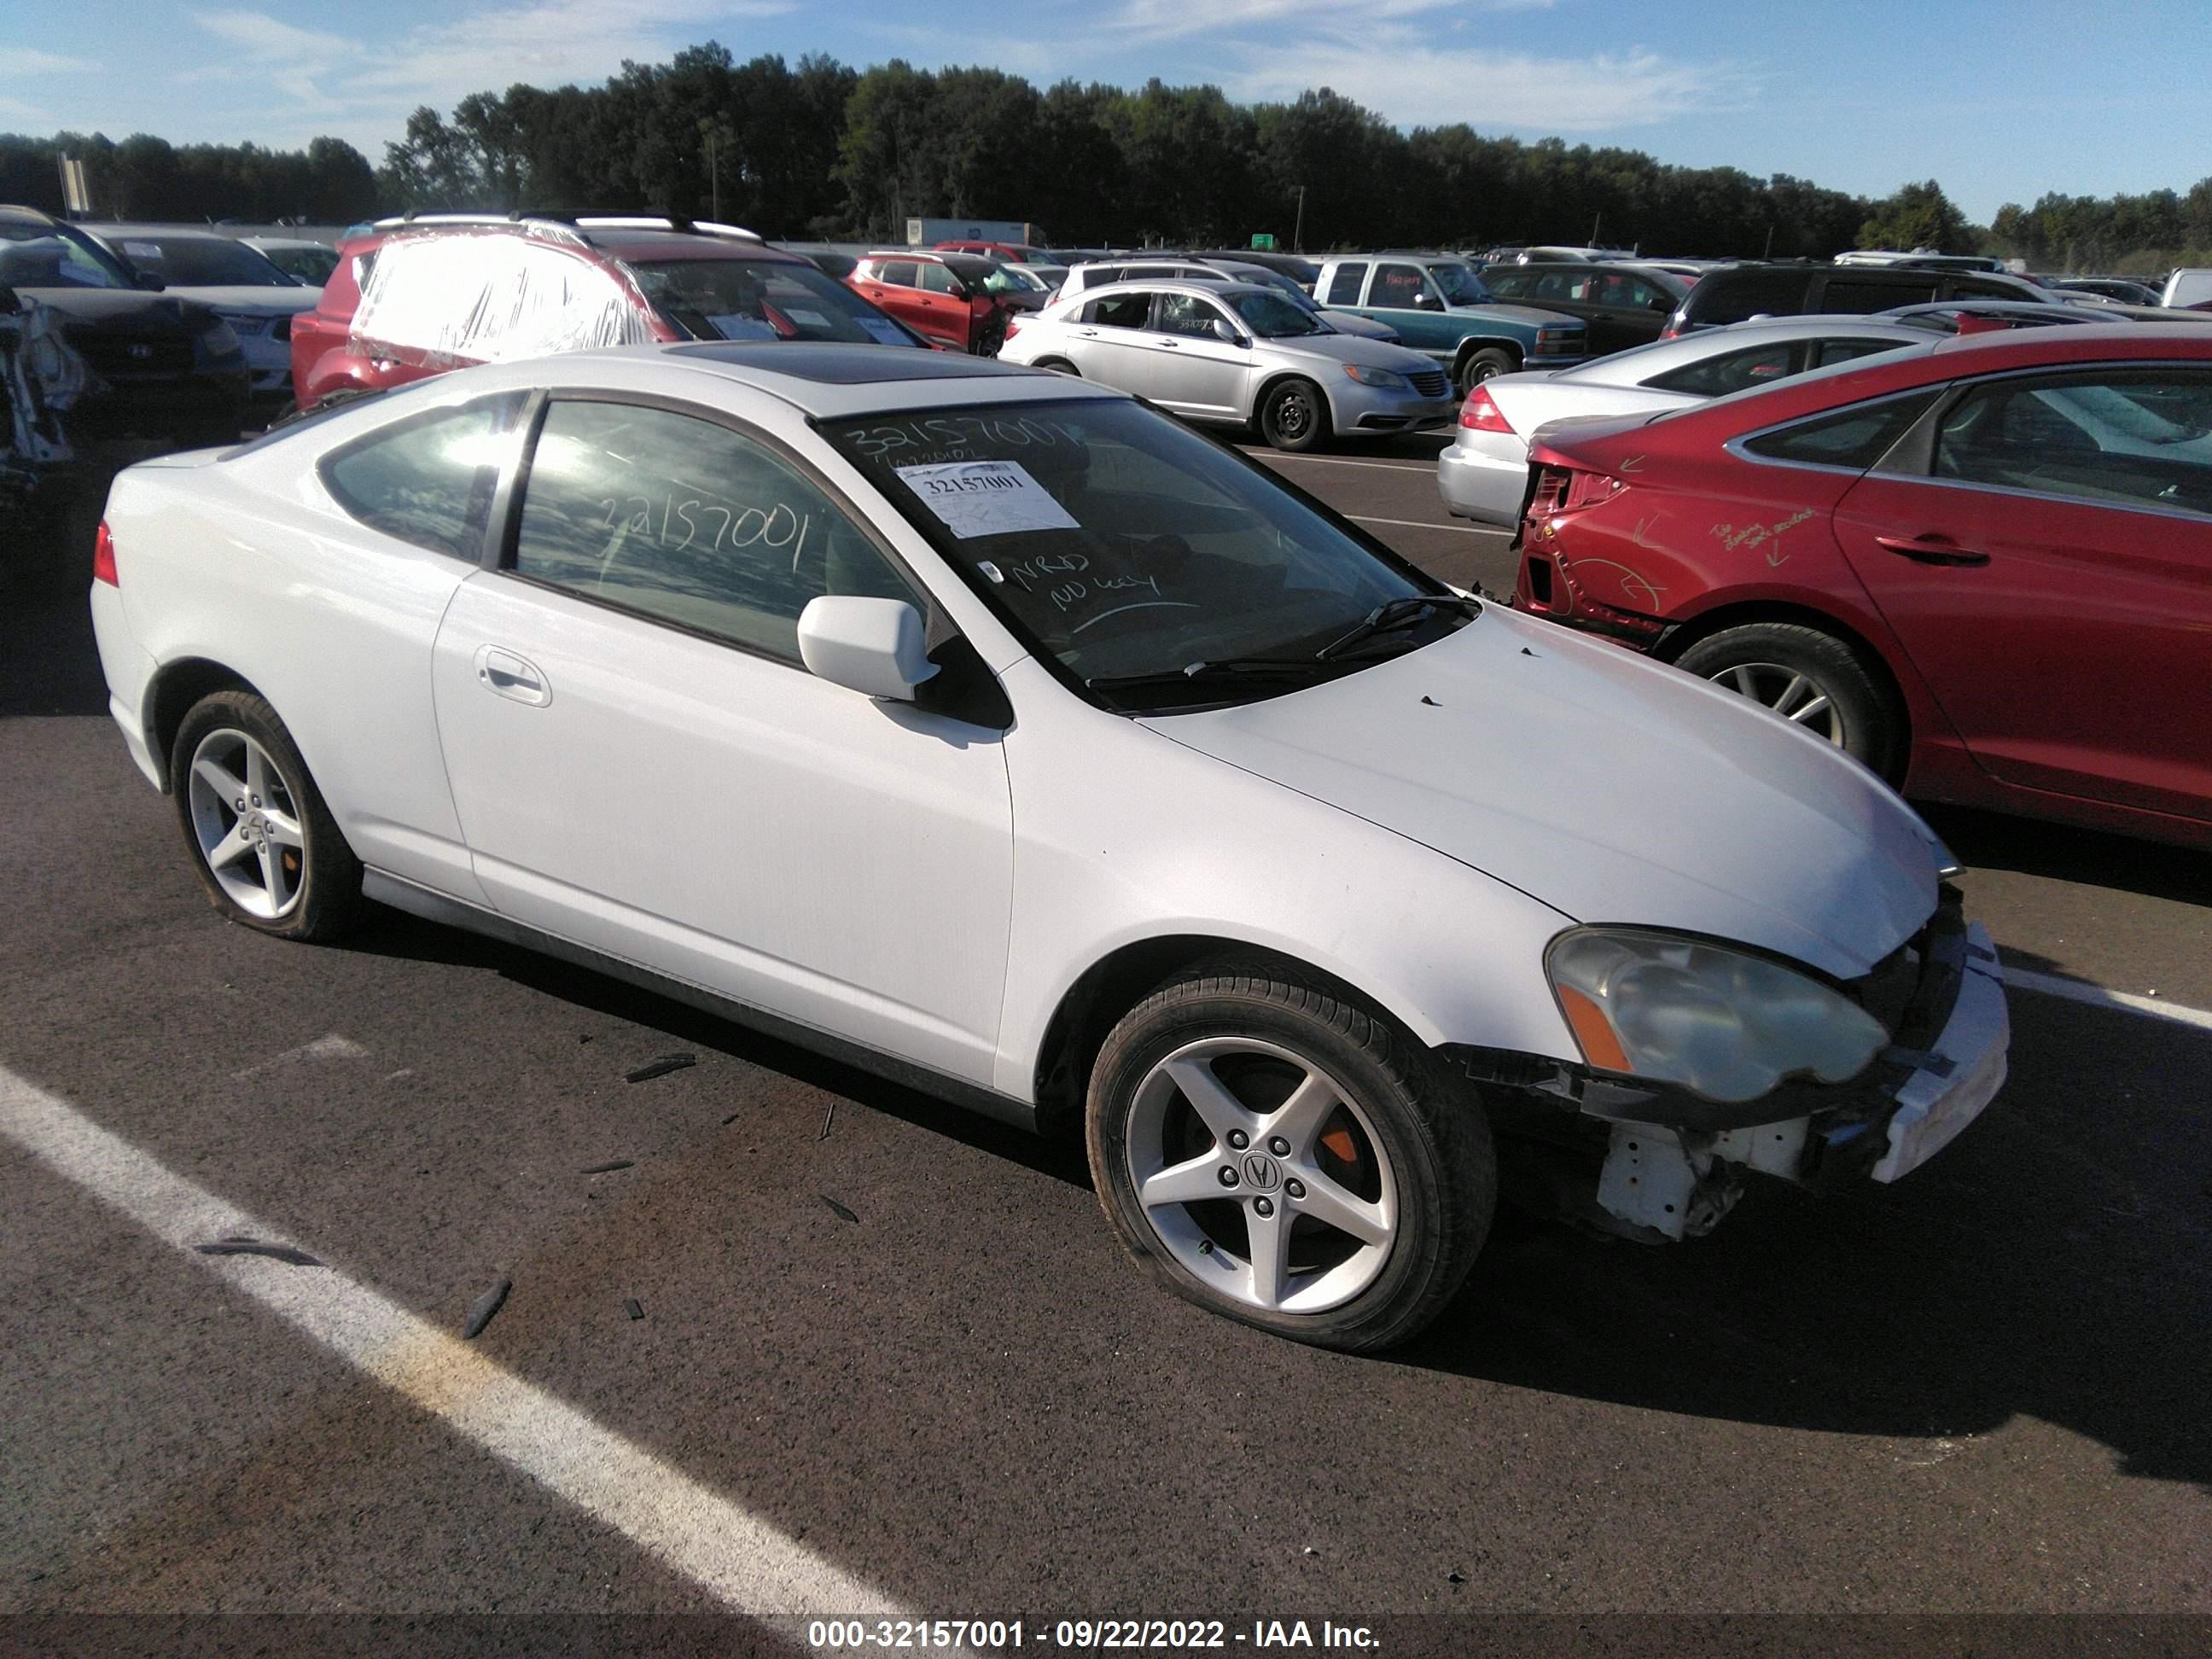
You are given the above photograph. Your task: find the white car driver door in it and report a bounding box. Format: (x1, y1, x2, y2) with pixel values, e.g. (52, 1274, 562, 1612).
(430, 393, 1016, 1086)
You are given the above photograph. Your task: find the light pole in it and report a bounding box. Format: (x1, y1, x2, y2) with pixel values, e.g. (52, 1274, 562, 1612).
(1292, 183, 1307, 253)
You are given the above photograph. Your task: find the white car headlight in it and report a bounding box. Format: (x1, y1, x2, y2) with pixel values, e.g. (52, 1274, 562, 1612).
(1342, 364, 1410, 390)
(199, 321, 242, 357)
(1546, 928, 1889, 1103)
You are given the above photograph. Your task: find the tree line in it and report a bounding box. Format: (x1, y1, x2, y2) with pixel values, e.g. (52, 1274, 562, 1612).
(370, 47, 1879, 258)
(0, 131, 379, 225)
(3, 44, 2206, 273)
(1987, 184, 2212, 278)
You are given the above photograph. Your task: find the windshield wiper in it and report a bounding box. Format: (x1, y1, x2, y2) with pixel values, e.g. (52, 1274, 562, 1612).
(1315, 594, 1481, 661)
(1084, 657, 1331, 696)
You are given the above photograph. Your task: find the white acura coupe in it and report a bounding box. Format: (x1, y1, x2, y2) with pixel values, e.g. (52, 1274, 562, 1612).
(89, 342, 2009, 1350)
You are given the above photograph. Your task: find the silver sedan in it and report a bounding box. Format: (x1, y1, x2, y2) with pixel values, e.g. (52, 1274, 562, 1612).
(1000, 280, 1456, 451)
(1437, 316, 1930, 526)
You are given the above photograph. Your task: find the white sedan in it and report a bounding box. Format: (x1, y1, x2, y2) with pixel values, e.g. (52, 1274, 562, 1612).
(1438, 317, 1930, 526)
(90, 342, 2010, 1350)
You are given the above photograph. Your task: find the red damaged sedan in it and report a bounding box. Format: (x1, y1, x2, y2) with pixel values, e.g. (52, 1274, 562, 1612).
(1515, 324, 2212, 848)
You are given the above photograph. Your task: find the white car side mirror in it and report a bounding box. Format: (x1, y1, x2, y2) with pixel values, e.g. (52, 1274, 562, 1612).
(796, 596, 940, 702)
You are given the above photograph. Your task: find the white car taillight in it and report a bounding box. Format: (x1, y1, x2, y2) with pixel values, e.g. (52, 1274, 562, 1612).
(1458, 386, 1514, 434)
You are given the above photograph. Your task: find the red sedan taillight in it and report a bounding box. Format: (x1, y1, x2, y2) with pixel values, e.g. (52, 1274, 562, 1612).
(93, 521, 118, 587)
(1458, 385, 1514, 433)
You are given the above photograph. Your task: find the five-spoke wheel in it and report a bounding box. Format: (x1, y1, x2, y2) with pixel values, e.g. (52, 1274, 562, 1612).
(171, 689, 361, 940)
(186, 728, 308, 920)
(1088, 965, 1494, 1350)
(1126, 1036, 1398, 1314)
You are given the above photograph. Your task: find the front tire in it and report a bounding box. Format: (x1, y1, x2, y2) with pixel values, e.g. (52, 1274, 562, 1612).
(171, 690, 362, 941)
(1259, 377, 1331, 452)
(1086, 965, 1495, 1351)
(1673, 622, 1903, 780)
(1455, 348, 1516, 396)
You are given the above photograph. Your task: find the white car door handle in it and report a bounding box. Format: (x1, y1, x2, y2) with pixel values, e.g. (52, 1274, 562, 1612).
(475, 644, 550, 706)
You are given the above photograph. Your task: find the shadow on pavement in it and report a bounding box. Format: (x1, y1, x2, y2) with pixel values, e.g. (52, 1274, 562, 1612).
(1924, 801, 2212, 910)
(1400, 997, 2212, 1490)
(0, 588, 107, 720)
(338, 902, 1092, 1193)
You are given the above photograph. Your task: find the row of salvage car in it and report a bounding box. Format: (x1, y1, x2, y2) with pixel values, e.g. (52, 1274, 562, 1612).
(0, 206, 327, 581)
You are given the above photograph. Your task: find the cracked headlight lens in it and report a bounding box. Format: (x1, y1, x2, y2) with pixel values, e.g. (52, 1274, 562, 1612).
(1546, 928, 1888, 1103)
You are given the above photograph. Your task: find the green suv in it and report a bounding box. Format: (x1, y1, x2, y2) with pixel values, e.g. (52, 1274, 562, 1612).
(1313, 253, 1587, 391)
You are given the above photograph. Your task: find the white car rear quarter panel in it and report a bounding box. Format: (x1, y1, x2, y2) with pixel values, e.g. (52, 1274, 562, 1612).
(104, 442, 489, 904)
(89, 581, 160, 784)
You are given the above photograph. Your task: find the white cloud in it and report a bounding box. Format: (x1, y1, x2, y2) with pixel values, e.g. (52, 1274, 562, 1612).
(1224, 32, 1755, 131)
(0, 48, 93, 75)
(177, 0, 787, 151)
(1039, 0, 1734, 133)
(0, 94, 54, 122)
(193, 11, 356, 61)
(1108, 0, 1551, 42)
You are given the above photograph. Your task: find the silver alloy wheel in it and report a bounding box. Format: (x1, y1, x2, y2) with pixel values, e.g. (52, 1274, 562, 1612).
(1709, 661, 1847, 746)
(185, 728, 307, 920)
(1124, 1036, 1398, 1314)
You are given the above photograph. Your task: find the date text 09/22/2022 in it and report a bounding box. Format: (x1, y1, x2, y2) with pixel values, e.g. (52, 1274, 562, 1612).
(806, 1618, 1380, 1650)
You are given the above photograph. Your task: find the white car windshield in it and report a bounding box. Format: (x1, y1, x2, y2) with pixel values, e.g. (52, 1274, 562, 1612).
(1229, 291, 1327, 337)
(0, 225, 131, 289)
(124, 237, 297, 287)
(825, 399, 1470, 708)
(629, 258, 916, 345)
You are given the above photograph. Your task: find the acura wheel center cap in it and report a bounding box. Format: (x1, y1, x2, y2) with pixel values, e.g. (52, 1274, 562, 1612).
(1241, 1152, 1282, 1192)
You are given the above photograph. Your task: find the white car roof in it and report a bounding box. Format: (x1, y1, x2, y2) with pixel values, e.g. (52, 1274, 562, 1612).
(1551, 315, 1931, 387)
(438, 341, 1132, 422)
(1052, 277, 1274, 308)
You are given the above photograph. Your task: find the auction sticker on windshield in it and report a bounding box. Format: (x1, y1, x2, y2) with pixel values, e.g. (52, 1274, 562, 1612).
(895, 460, 1080, 539)
(856, 317, 911, 346)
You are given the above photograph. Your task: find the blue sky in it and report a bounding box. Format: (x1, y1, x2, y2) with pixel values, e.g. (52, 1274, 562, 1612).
(2, 0, 2203, 222)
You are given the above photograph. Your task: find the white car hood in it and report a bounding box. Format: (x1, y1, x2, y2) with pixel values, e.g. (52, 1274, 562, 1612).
(169, 286, 318, 314)
(1318, 310, 1399, 340)
(1144, 606, 1939, 977)
(1269, 330, 1439, 375)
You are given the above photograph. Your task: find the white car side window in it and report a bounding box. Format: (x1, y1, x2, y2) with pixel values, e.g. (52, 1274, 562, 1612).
(512, 400, 920, 662)
(319, 392, 527, 559)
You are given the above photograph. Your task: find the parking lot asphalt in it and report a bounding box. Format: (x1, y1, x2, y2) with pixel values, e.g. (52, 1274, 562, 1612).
(3, 439, 2209, 1645)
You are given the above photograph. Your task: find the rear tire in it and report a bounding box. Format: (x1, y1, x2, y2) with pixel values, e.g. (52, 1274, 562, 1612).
(171, 690, 363, 942)
(1086, 963, 1495, 1351)
(1259, 377, 1331, 452)
(1673, 622, 1904, 781)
